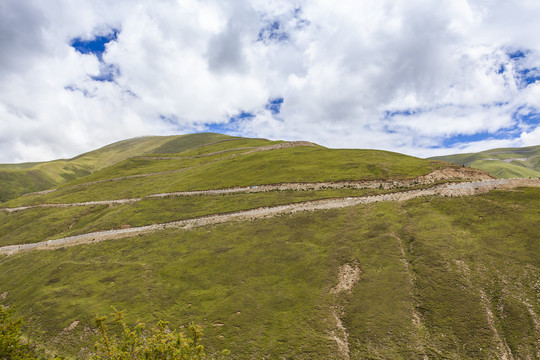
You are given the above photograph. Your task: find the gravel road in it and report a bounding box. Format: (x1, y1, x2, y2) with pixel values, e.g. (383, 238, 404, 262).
(0, 168, 493, 213)
(2, 178, 538, 256)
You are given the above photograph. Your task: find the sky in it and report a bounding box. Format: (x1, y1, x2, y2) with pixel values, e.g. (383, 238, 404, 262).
(1, 0, 540, 163)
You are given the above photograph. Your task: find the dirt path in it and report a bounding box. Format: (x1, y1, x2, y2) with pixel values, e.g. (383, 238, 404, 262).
(329, 261, 362, 359)
(0, 168, 495, 213)
(2, 178, 539, 256)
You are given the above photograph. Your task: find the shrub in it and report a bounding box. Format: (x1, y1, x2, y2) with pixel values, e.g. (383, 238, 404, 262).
(91, 309, 229, 360)
(0, 305, 36, 360)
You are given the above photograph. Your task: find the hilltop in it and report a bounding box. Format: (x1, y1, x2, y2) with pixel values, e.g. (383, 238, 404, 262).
(0, 133, 236, 203)
(430, 144, 540, 178)
(1, 134, 539, 359)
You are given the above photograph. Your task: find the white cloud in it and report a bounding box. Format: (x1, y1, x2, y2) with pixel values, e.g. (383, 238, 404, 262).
(521, 126, 540, 146)
(1, 0, 540, 162)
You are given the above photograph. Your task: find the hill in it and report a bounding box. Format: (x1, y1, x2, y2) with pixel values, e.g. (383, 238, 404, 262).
(430, 144, 540, 178)
(1, 134, 539, 359)
(0, 133, 239, 203)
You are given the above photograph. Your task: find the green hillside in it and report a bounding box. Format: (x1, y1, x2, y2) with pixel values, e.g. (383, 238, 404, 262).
(1, 135, 538, 359)
(0, 138, 452, 246)
(0, 133, 240, 203)
(431, 144, 540, 178)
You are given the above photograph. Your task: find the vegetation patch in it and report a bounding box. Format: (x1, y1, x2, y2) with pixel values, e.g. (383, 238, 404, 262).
(1, 134, 537, 359)
(431, 144, 540, 178)
(3, 147, 447, 207)
(0, 188, 538, 358)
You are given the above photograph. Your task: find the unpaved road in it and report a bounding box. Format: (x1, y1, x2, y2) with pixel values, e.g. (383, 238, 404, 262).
(0, 168, 493, 213)
(2, 178, 539, 256)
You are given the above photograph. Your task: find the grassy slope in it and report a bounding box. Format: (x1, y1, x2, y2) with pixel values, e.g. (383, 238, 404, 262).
(0, 187, 435, 247)
(431, 145, 540, 178)
(0, 133, 238, 203)
(0, 138, 450, 247)
(2, 146, 447, 207)
(1, 135, 537, 359)
(0, 188, 538, 359)
(62, 137, 282, 185)
(467, 159, 540, 178)
(0, 170, 57, 205)
(147, 133, 238, 154)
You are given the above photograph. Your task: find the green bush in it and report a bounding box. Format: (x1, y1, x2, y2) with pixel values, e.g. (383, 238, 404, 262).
(91, 309, 229, 360)
(0, 305, 35, 360)
(1, 305, 228, 360)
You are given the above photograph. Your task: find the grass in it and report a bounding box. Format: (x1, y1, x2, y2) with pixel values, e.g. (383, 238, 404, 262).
(53, 137, 285, 186)
(398, 188, 540, 359)
(148, 133, 237, 154)
(1, 133, 537, 358)
(2, 146, 448, 207)
(1, 186, 430, 247)
(468, 159, 540, 178)
(0, 205, 109, 247)
(0, 133, 244, 203)
(145, 137, 285, 157)
(1, 187, 539, 359)
(431, 144, 540, 178)
(0, 136, 182, 203)
(0, 211, 345, 359)
(0, 169, 57, 204)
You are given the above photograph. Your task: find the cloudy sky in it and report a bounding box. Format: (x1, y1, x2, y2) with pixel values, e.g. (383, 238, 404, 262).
(1, 0, 540, 163)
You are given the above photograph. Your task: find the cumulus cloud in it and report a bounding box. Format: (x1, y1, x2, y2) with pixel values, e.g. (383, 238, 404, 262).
(1, 0, 540, 162)
(0, 0, 50, 77)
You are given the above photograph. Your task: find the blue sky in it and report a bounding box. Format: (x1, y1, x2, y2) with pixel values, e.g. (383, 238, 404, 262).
(1, 0, 540, 162)
(71, 30, 120, 82)
(71, 30, 119, 60)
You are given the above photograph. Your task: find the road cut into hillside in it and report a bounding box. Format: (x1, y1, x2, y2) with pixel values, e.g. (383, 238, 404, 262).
(1, 178, 539, 256)
(0, 167, 493, 213)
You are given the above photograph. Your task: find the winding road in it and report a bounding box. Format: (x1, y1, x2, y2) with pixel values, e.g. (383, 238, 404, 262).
(2, 177, 538, 256)
(0, 167, 494, 213)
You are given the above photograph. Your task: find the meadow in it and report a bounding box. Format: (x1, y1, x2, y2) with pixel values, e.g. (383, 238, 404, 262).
(2, 145, 446, 207)
(432, 144, 540, 178)
(0, 188, 538, 359)
(1, 134, 538, 359)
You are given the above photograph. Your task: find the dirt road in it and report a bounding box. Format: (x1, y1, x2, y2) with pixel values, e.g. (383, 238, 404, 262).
(2, 178, 538, 256)
(0, 168, 494, 213)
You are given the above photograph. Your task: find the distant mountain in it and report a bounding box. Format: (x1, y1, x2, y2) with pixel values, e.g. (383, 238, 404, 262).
(430, 145, 540, 178)
(0, 133, 238, 203)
